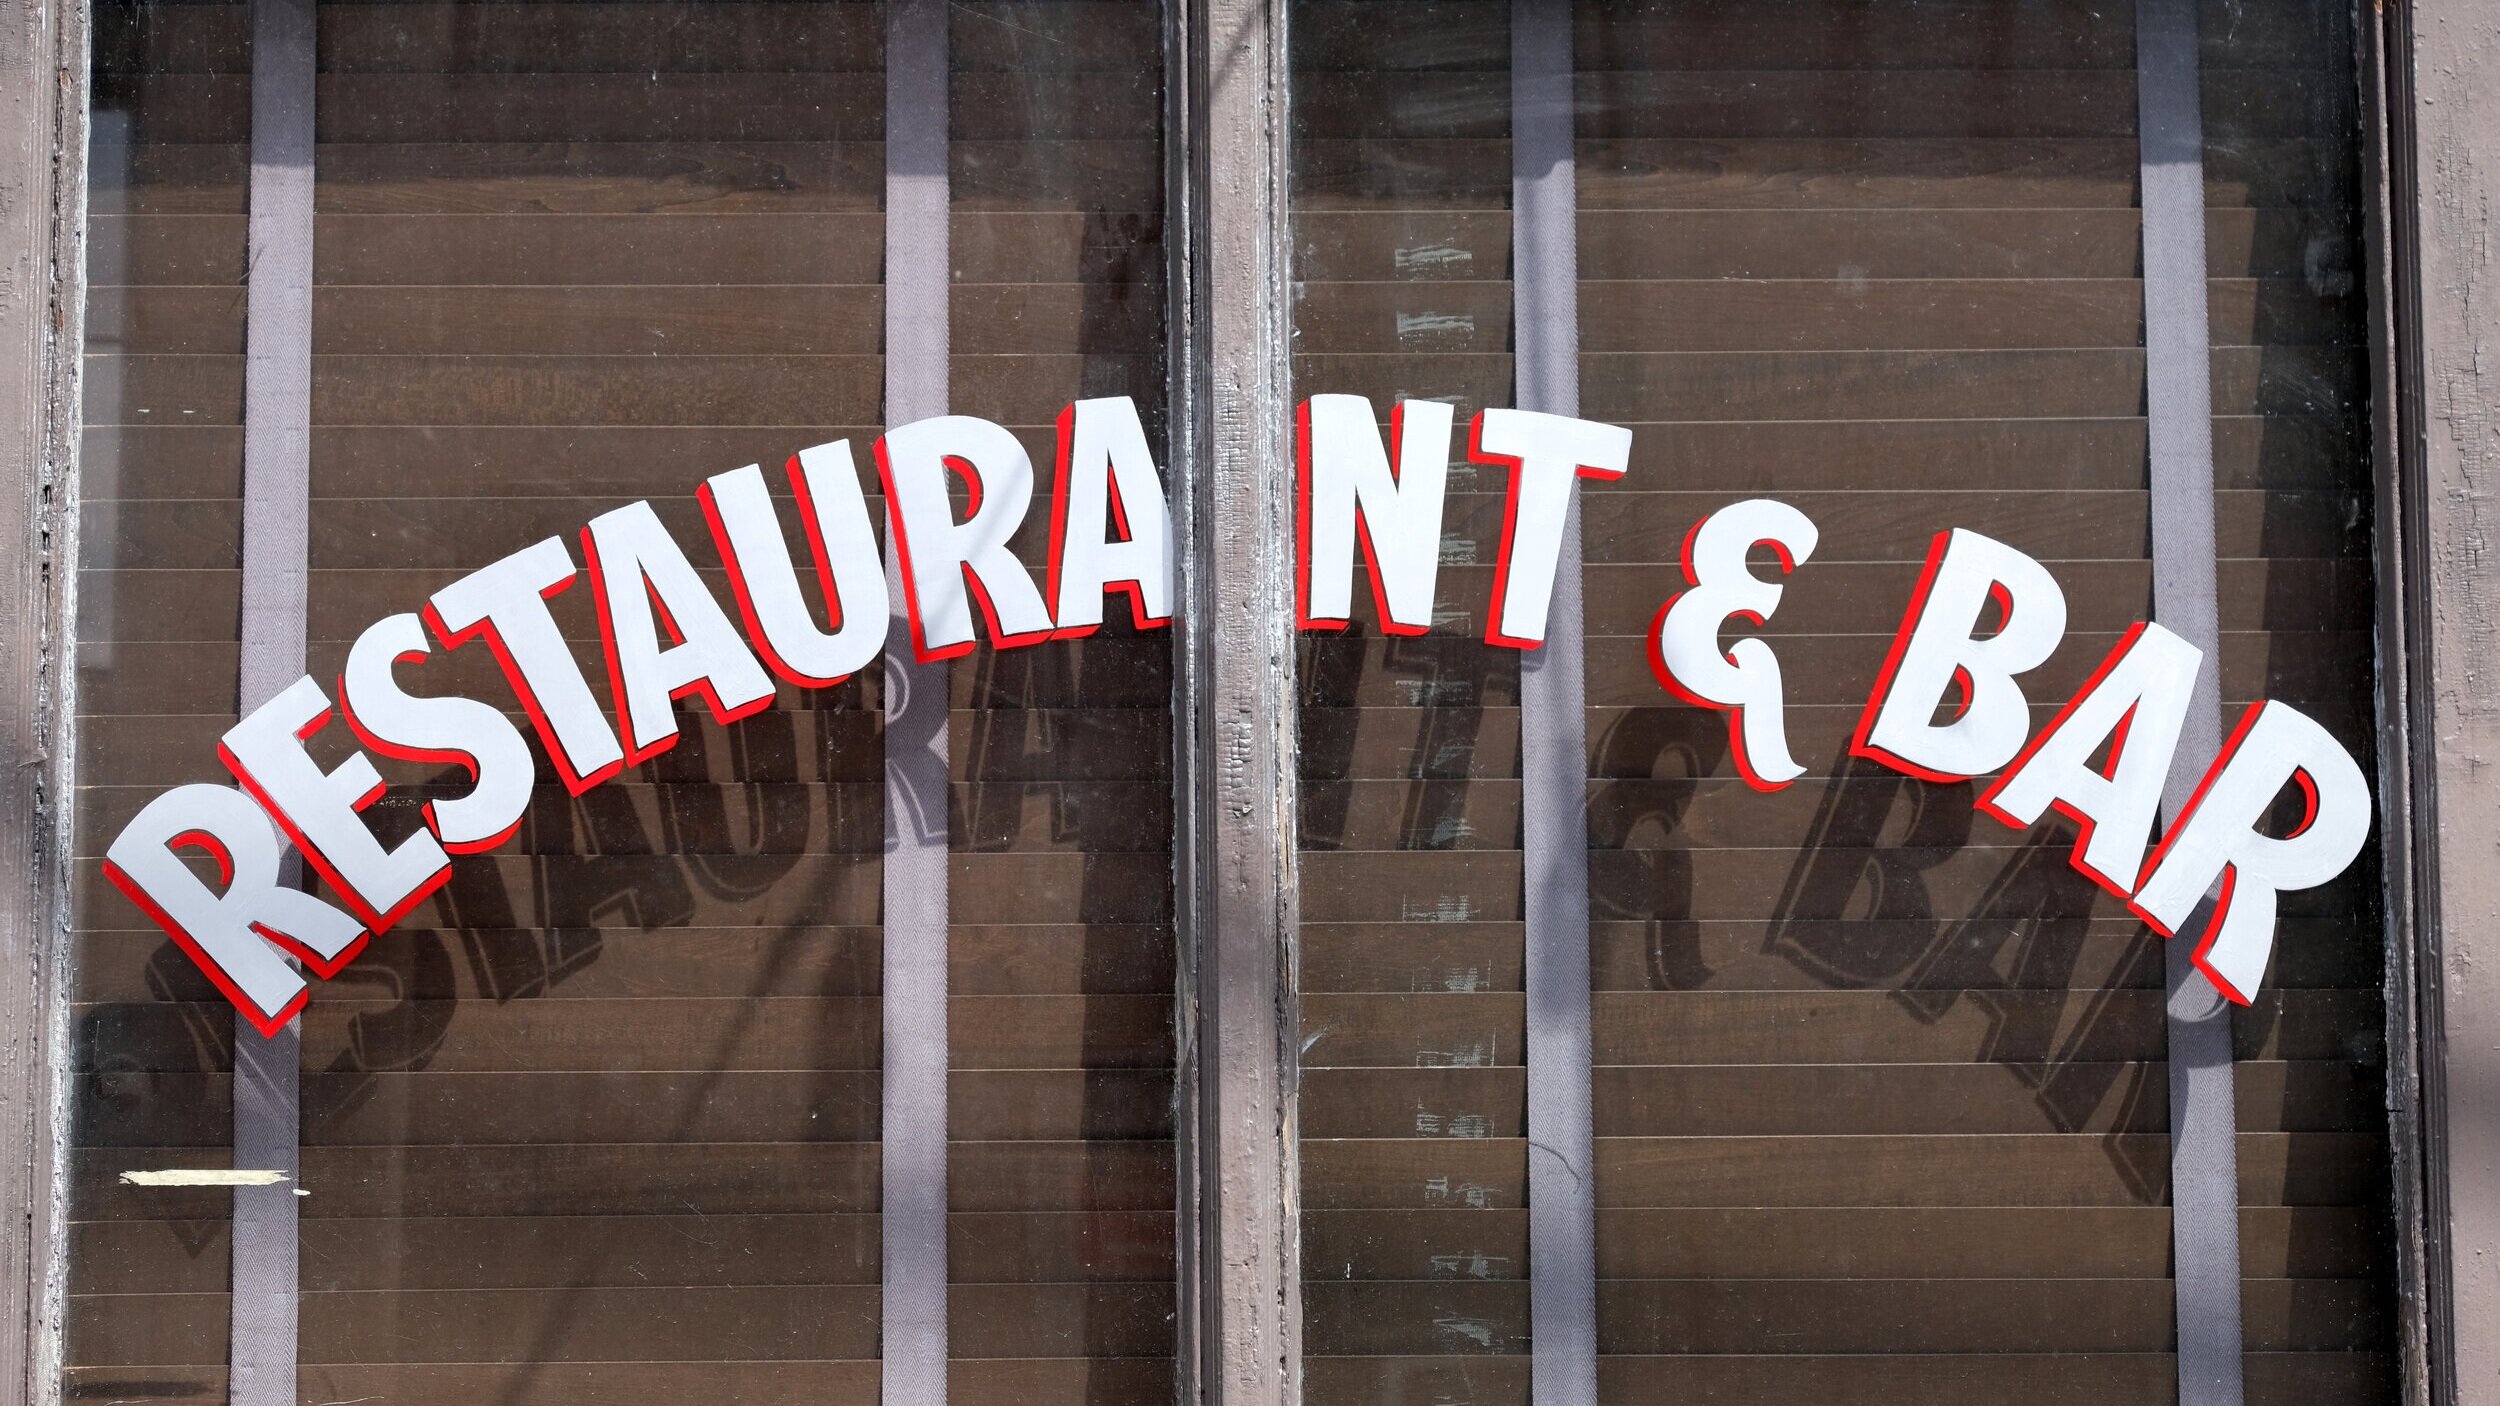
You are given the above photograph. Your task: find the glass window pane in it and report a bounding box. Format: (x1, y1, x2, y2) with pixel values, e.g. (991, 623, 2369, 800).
(1289, 2, 2398, 1402)
(2198, 0, 2395, 1390)
(1290, 2, 1531, 1397)
(1575, 5, 2192, 1397)
(73, 0, 250, 1384)
(66, 3, 1173, 1401)
(945, 2, 1176, 1400)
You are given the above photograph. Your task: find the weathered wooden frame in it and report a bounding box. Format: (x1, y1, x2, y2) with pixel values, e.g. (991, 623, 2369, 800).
(2361, 3, 2497, 1404)
(0, 0, 84, 1397)
(1171, 0, 1303, 1403)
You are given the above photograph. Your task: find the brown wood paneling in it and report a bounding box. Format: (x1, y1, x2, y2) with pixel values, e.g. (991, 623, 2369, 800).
(71, 993, 1170, 1074)
(1298, 1353, 2398, 1406)
(72, 5, 250, 1377)
(74, 1214, 882, 1293)
(1294, 345, 2361, 422)
(72, 635, 1173, 712)
(1302, 1204, 2386, 1282)
(1296, 208, 2340, 282)
(1298, 278, 2353, 354)
(78, 1142, 881, 1220)
(71, 1284, 887, 1364)
(1296, 1132, 2380, 1210)
(75, 778, 1170, 860)
(69, 922, 1172, 1007)
(1289, 7, 2390, 1385)
(115, 72, 1167, 146)
(1292, 989, 2375, 1067)
(1298, 1275, 2387, 1355)
(949, 1282, 1174, 1357)
(1293, 1, 2139, 74)
(64, 1359, 1179, 1406)
(1300, 848, 2375, 927)
(75, 1067, 1173, 1146)
(1295, 1060, 2374, 1139)
(1299, 137, 2154, 210)
(75, 14, 1178, 1391)
(62, 1364, 893, 1406)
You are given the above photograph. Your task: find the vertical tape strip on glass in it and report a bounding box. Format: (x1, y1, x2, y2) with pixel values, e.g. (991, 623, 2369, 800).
(883, 0, 952, 1401)
(2136, 1, 2246, 1401)
(233, 0, 314, 1397)
(1511, 3, 1600, 1401)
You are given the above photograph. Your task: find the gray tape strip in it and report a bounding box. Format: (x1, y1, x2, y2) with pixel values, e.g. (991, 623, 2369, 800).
(233, 0, 314, 1398)
(1512, 5, 1598, 1402)
(882, 0, 950, 1401)
(240, 0, 312, 711)
(2137, 0, 2245, 1400)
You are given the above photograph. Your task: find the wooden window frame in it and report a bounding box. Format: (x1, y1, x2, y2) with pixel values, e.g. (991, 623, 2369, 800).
(0, 0, 90, 1395)
(2357, 3, 2493, 1403)
(1167, 0, 1302, 1401)
(0, 0, 2487, 1403)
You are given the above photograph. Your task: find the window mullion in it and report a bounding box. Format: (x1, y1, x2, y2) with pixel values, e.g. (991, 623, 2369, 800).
(1175, 0, 1303, 1401)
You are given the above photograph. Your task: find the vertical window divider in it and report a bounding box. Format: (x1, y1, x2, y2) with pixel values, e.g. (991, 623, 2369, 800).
(882, 1, 953, 1400)
(2135, 2, 2247, 1401)
(1174, 0, 1302, 1401)
(1510, 4, 1600, 1402)
(1163, 0, 1207, 1395)
(2352, 0, 2443, 1396)
(233, 0, 316, 1397)
(0, 0, 85, 1388)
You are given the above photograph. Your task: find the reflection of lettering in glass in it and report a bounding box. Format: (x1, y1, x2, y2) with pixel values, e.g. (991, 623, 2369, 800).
(103, 394, 2372, 1035)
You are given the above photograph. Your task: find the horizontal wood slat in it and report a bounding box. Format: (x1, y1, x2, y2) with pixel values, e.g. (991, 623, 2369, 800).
(1301, 1205, 2385, 1281)
(66, 1280, 1175, 1364)
(64, 1361, 1180, 1406)
(1297, 916, 2378, 995)
(1294, 1276, 2385, 1355)
(1294, 70, 2337, 142)
(95, 138, 1167, 215)
(110, 72, 1165, 145)
(71, 1210, 1177, 1292)
(72, 1140, 1173, 1220)
(71, 923, 1174, 1006)
(93, 283, 1163, 357)
(1299, 1353, 2394, 1406)
(1296, 1132, 2381, 1209)
(73, 993, 1175, 1073)
(1294, 1060, 2379, 1137)
(94, 1, 1157, 77)
(1294, 208, 2349, 282)
(90, 211, 1163, 287)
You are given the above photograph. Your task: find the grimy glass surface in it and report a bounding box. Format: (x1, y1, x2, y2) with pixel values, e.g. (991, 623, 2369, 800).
(1289, 2, 1534, 1398)
(1574, 2, 2390, 1401)
(2201, 0, 2394, 1391)
(63, 0, 2399, 1399)
(64, 2, 1174, 1401)
(72, 0, 249, 1382)
(1292, 1, 2397, 1403)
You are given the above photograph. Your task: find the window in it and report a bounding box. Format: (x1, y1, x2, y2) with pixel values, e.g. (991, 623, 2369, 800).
(1287, 2, 2392, 1398)
(65, 2, 2410, 1403)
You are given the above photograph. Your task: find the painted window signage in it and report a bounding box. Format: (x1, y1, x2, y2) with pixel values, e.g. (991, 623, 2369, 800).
(102, 395, 2374, 1036)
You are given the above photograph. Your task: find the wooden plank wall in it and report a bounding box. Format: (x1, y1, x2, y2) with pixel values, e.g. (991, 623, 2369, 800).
(1289, 1, 2396, 1403)
(940, 3, 1176, 1403)
(1288, 0, 1535, 1396)
(2198, 0, 2394, 1399)
(58, 0, 2395, 1400)
(70, 1, 248, 1393)
(64, 2, 1175, 1402)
